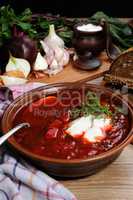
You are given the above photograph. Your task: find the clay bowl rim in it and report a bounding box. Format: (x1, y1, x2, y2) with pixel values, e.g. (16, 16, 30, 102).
(1, 82, 133, 165)
(73, 22, 104, 36)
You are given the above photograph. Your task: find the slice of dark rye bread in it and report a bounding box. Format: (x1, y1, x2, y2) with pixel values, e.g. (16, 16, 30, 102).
(104, 48, 133, 89)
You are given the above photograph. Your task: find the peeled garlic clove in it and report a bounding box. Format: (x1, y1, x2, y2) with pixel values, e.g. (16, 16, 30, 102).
(33, 52, 48, 71)
(0, 75, 27, 86)
(43, 24, 64, 48)
(6, 55, 31, 78)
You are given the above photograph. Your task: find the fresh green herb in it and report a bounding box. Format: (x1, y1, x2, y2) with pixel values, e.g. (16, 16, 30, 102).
(90, 11, 133, 50)
(57, 27, 73, 44)
(71, 92, 112, 119)
(71, 108, 81, 119)
(0, 5, 73, 47)
(0, 6, 36, 44)
(113, 106, 126, 115)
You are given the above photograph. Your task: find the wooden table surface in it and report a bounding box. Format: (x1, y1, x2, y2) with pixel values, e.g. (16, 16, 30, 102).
(30, 52, 110, 84)
(61, 145, 133, 200)
(60, 77, 133, 200)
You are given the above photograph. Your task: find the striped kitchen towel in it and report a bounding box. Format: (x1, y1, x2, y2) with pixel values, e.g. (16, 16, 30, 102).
(0, 83, 77, 200)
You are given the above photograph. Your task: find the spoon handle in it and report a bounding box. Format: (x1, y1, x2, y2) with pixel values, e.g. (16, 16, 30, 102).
(0, 123, 30, 146)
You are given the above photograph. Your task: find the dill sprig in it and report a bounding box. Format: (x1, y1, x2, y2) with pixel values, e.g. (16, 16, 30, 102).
(71, 92, 112, 119)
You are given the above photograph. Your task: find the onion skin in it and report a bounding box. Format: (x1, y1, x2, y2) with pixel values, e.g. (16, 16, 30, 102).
(5, 70, 25, 78)
(0, 75, 27, 86)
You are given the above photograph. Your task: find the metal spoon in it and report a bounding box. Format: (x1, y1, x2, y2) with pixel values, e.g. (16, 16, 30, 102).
(0, 122, 30, 146)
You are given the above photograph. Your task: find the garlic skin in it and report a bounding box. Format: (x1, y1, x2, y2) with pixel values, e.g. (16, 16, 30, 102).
(33, 52, 48, 71)
(40, 41, 54, 65)
(0, 75, 27, 86)
(40, 24, 70, 76)
(44, 24, 64, 48)
(6, 55, 31, 78)
(45, 59, 63, 76)
(54, 45, 64, 62)
(58, 49, 70, 67)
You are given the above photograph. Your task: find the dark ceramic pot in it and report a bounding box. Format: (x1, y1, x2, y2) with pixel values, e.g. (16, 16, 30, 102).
(1, 83, 133, 178)
(73, 21, 107, 56)
(72, 20, 118, 70)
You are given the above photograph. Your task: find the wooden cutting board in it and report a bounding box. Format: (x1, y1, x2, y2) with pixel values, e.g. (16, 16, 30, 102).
(29, 51, 111, 84)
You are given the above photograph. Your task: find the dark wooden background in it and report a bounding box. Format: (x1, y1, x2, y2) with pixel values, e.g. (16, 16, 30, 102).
(0, 0, 132, 17)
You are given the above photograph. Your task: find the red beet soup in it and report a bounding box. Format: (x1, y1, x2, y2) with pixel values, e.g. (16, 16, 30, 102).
(13, 89, 129, 160)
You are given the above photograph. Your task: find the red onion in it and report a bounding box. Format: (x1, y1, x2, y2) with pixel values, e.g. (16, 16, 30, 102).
(6, 34, 38, 67)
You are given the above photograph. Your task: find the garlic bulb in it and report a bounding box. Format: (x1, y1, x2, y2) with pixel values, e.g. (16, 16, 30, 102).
(6, 55, 31, 78)
(33, 52, 48, 71)
(44, 24, 64, 48)
(40, 24, 70, 76)
(0, 75, 27, 86)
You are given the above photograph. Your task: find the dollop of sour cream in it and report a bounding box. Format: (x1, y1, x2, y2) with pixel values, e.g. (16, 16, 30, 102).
(77, 23, 103, 32)
(66, 116, 93, 137)
(66, 115, 111, 143)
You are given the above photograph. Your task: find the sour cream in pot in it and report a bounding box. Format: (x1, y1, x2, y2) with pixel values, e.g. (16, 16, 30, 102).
(77, 23, 103, 32)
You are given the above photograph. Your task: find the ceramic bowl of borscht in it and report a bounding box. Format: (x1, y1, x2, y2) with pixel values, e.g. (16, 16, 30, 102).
(1, 83, 133, 178)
